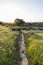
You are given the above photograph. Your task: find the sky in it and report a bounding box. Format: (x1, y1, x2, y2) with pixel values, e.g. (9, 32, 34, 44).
(0, 0, 43, 22)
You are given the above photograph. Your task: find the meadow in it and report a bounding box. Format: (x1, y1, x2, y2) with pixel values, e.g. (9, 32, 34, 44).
(0, 26, 20, 65)
(23, 30, 43, 65)
(0, 25, 43, 65)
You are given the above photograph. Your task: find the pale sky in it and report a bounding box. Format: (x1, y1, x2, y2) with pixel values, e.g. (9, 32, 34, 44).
(0, 0, 43, 22)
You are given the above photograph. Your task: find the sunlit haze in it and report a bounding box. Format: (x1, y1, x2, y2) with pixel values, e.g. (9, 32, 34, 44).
(0, 0, 43, 22)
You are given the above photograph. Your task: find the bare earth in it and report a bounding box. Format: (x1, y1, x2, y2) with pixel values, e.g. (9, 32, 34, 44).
(18, 32, 28, 65)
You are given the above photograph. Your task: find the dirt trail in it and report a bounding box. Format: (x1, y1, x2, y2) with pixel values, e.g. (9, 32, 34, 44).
(18, 32, 28, 65)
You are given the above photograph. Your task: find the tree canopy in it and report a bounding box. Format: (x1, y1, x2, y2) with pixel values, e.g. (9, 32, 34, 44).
(14, 18, 25, 26)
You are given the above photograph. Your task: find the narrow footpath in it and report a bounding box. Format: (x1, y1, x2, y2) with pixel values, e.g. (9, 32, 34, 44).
(18, 31, 28, 65)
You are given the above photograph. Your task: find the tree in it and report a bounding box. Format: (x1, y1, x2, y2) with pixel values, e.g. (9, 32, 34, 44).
(0, 21, 3, 25)
(14, 18, 25, 26)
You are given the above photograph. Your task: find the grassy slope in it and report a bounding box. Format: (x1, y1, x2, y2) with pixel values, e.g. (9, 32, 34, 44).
(0, 26, 20, 65)
(23, 30, 43, 65)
